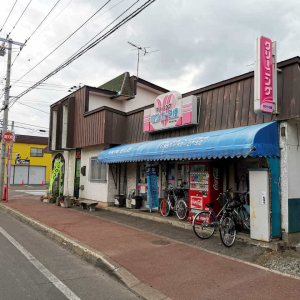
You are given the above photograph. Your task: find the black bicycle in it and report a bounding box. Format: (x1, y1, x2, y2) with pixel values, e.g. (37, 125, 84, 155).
(192, 189, 233, 239)
(219, 193, 250, 247)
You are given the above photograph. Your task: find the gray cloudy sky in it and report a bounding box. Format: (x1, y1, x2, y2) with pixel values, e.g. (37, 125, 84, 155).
(1, 0, 300, 136)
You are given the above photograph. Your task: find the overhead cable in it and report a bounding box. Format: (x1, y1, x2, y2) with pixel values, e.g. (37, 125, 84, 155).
(7, 0, 33, 38)
(8, 0, 156, 110)
(12, 0, 124, 70)
(11, 0, 61, 67)
(10, 0, 112, 87)
(0, 0, 18, 33)
(17, 102, 50, 114)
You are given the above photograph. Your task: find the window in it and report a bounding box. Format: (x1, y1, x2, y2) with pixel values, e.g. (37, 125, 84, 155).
(90, 157, 106, 181)
(31, 148, 43, 157)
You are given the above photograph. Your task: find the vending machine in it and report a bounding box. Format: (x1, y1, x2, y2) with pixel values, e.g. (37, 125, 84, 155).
(188, 162, 223, 223)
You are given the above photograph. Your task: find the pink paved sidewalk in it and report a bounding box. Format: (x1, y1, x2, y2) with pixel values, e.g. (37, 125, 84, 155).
(3, 196, 300, 300)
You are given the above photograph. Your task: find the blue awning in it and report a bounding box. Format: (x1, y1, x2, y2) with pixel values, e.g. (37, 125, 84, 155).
(98, 122, 280, 163)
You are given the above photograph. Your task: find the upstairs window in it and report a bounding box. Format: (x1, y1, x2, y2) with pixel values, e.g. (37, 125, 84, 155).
(31, 148, 43, 157)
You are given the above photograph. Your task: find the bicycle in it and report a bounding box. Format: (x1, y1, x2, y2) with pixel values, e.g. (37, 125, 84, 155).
(160, 185, 188, 220)
(219, 193, 250, 247)
(192, 189, 233, 239)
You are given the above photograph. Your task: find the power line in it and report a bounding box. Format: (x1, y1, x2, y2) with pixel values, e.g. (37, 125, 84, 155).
(10, 0, 112, 88)
(12, 0, 124, 71)
(7, 0, 33, 38)
(0, 77, 72, 88)
(12, 0, 140, 92)
(11, 0, 61, 67)
(16, 102, 50, 114)
(7, 0, 156, 111)
(0, 83, 69, 92)
(0, 0, 18, 33)
(30, 0, 74, 43)
(8, 120, 48, 129)
(12, 125, 49, 133)
(7, 85, 69, 92)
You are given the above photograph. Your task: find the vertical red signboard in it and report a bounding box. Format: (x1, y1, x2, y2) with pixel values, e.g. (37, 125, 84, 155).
(254, 36, 274, 114)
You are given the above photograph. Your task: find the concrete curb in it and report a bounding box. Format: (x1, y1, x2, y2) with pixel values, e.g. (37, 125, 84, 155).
(106, 206, 193, 230)
(106, 207, 287, 251)
(0, 204, 169, 300)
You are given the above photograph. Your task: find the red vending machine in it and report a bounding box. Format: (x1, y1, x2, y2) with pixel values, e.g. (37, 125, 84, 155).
(188, 162, 223, 223)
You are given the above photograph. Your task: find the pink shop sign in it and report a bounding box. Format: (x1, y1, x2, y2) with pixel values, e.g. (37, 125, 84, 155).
(143, 91, 198, 133)
(254, 36, 274, 114)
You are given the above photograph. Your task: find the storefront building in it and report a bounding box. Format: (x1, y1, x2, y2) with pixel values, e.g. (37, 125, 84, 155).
(8, 135, 51, 184)
(49, 57, 300, 244)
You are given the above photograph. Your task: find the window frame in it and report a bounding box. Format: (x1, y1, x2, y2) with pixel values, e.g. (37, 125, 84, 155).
(89, 156, 107, 182)
(30, 147, 44, 157)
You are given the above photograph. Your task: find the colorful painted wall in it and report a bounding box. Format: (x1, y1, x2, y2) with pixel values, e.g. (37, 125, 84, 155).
(5, 142, 51, 182)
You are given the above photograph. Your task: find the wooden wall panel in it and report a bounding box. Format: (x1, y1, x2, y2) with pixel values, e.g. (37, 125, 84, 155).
(280, 65, 293, 120)
(204, 90, 213, 132)
(248, 77, 256, 125)
(240, 78, 251, 127)
(234, 81, 244, 128)
(291, 64, 300, 118)
(53, 59, 300, 148)
(215, 87, 225, 131)
(221, 85, 231, 129)
(209, 89, 219, 131)
(198, 92, 207, 133)
(227, 83, 237, 128)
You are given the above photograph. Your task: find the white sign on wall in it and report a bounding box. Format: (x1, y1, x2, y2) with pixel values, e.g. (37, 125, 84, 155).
(143, 91, 198, 132)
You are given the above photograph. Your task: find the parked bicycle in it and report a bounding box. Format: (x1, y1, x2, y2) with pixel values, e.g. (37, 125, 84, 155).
(160, 185, 188, 220)
(219, 193, 250, 247)
(192, 188, 233, 239)
(192, 190, 250, 244)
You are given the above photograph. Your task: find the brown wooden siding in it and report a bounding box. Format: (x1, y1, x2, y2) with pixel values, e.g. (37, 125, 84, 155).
(66, 97, 75, 148)
(124, 60, 300, 144)
(72, 87, 106, 148)
(104, 111, 126, 144)
(50, 57, 300, 149)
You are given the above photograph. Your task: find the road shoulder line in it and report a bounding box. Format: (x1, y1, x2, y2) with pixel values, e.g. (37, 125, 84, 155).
(0, 204, 169, 300)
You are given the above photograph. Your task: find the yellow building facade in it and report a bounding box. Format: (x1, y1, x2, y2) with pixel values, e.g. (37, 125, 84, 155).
(5, 135, 51, 184)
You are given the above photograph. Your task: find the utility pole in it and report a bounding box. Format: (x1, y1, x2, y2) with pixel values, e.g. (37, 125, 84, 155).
(8, 120, 14, 187)
(0, 37, 24, 200)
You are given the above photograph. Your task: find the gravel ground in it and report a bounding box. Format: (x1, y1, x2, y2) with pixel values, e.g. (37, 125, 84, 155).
(256, 247, 300, 277)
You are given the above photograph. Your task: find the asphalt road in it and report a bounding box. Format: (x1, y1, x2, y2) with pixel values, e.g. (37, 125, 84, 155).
(0, 211, 141, 300)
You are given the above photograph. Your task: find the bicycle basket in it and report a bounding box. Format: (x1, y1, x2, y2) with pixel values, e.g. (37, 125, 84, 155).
(174, 188, 185, 198)
(228, 199, 241, 209)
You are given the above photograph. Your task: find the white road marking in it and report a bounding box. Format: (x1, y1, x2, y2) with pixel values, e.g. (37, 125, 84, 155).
(15, 190, 46, 196)
(0, 227, 81, 300)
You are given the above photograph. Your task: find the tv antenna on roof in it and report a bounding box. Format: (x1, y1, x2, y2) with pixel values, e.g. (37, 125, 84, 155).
(128, 42, 159, 79)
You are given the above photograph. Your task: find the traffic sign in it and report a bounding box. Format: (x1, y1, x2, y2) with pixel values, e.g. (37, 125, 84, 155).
(2, 131, 15, 143)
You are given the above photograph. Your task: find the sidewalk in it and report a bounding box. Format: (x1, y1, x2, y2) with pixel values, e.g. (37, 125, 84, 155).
(1, 195, 300, 300)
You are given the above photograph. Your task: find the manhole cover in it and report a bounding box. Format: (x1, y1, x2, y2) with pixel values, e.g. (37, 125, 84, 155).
(151, 240, 171, 246)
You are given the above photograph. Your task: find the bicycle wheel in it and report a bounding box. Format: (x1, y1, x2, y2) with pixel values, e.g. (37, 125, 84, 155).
(240, 207, 250, 230)
(160, 199, 170, 217)
(193, 211, 216, 239)
(175, 200, 188, 220)
(219, 216, 236, 247)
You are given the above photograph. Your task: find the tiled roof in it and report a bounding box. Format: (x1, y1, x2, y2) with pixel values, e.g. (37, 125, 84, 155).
(99, 72, 134, 96)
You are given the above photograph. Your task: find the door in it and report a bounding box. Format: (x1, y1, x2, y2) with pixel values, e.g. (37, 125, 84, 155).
(28, 166, 46, 184)
(74, 149, 81, 198)
(14, 166, 29, 184)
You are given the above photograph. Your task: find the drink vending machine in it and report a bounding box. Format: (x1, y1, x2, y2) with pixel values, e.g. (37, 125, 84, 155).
(188, 162, 223, 223)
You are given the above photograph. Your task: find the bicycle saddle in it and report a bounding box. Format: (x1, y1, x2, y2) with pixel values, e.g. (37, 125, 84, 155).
(205, 202, 214, 208)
